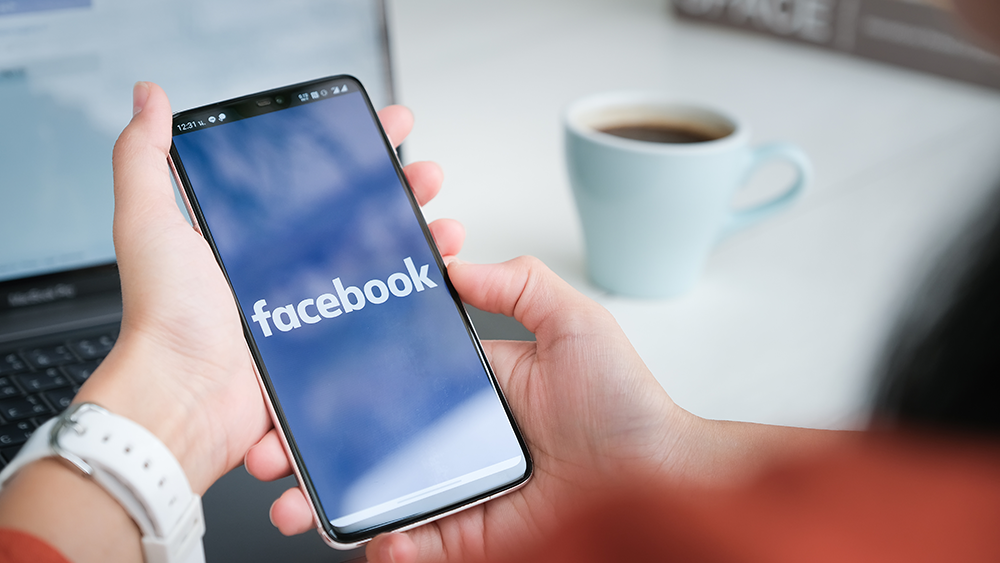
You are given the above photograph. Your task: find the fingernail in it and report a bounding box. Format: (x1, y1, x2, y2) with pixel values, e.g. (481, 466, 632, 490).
(381, 538, 397, 563)
(443, 256, 463, 267)
(133, 81, 151, 116)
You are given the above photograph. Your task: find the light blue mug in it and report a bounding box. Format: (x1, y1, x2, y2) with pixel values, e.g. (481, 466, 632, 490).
(565, 93, 812, 298)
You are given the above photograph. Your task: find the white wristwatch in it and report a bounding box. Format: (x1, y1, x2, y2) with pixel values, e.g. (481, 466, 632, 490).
(0, 403, 206, 563)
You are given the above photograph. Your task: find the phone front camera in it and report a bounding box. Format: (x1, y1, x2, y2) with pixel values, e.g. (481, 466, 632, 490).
(276, 96, 286, 104)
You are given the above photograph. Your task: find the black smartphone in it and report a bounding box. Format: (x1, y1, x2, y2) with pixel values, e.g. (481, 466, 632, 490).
(168, 75, 531, 548)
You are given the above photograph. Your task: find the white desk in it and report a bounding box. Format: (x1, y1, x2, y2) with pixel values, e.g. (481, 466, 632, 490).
(389, 0, 1000, 429)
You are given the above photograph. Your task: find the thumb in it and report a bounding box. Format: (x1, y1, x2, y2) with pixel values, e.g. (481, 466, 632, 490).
(447, 256, 613, 340)
(111, 82, 183, 261)
(366, 532, 418, 563)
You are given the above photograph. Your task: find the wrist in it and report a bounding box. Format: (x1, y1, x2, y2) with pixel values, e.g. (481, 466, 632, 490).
(648, 401, 719, 485)
(0, 402, 208, 563)
(0, 458, 142, 563)
(73, 331, 224, 494)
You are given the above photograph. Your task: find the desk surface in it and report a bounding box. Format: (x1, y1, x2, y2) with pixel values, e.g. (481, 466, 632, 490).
(389, 0, 1000, 429)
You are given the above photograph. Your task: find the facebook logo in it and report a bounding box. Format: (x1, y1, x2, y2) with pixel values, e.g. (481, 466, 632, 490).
(250, 257, 438, 337)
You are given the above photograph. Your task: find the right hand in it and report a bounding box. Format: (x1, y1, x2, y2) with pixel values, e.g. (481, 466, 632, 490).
(248, 255, 695, 563)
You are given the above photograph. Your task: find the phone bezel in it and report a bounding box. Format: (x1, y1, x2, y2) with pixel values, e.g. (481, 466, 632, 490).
(167, 75, 532, 548)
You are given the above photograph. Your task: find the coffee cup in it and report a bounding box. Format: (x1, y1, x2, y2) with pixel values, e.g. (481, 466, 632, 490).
(564, 92, 812, 298)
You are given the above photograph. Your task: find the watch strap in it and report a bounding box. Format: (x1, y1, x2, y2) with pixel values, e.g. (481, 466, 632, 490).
(0, 403, 206, 563)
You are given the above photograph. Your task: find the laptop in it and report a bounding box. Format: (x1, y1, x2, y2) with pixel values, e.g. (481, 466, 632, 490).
(0, 1, 395, 560)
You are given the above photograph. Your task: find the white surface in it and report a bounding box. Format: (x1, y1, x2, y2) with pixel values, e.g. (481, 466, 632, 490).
(389, 0, 1000, 429)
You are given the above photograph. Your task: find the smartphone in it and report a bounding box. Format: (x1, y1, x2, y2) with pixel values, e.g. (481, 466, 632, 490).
(168, 76, 531, 548)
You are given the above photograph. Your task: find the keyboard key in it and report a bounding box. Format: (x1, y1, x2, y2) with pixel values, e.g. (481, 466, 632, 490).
(17, 368, 71, 393)
(1, 445, 22, 465)
(22, 345, 76, 369)
(0, 377, 23, 399)
(0, 353, 27, 375)
(63, 361, 101, 384)
(0, 395, 52, 421)
(0, 421, 33, 447)
(31, 414, 56, 428)
(42, 386, 76, 412)
(68, 334, 116, 360)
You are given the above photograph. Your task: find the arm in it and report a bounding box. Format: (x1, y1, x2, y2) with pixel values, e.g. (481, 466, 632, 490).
(678, 420, 846, 485)
(0, 82, 456, 562)
(249, 254, 848, 563)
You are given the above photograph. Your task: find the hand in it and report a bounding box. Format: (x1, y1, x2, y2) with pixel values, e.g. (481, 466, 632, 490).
(76, 81, 463, 495)
(248, 255, 694, 562)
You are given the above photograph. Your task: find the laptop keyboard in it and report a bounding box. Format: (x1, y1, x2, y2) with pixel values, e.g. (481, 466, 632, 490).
(0, 325, 118, 468)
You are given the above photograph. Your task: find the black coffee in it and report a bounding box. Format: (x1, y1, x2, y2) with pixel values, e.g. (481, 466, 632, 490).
(599, 123, 721, 144)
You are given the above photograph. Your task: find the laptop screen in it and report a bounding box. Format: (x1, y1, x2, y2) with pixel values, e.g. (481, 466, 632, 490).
(0, 0, 394, 284)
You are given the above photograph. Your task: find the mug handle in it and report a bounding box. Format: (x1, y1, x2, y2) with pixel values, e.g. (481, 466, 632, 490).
(721, 142, 813, 237)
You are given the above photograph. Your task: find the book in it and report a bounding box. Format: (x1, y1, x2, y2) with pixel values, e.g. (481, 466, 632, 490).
(672, 0, 1000, 90)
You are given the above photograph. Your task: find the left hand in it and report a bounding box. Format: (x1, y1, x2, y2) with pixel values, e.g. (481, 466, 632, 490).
(75, 81, 463, 495)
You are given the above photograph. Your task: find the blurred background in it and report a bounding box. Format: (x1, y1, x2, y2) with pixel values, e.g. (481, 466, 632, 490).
(4, 0, 1000, 560)
(393, 0, 1000, 430)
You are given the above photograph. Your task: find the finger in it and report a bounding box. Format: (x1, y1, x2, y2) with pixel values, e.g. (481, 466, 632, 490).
(404, 161, 444, 206)
(244, 428, 293, 482)
(480, 340, 534, 390)
(378, 105, 414, 147)
(428, 218, 465, 259)
(447, 256, 610, 338)
(269, 487, 315, 536)
(111, 82, 184, 256)
(367, 533, 418, 563)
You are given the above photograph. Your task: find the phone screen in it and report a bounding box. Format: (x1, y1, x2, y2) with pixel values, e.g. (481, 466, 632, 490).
(170, 76, 530, 543)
